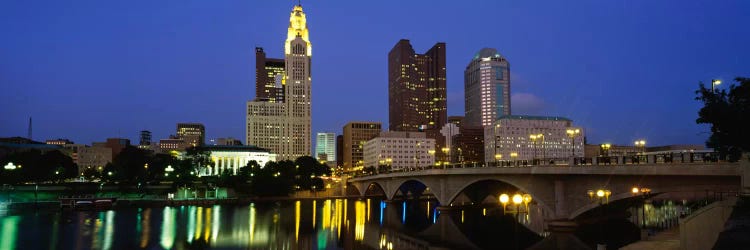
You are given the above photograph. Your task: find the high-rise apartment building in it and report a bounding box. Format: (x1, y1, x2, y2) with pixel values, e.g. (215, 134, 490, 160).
(388, 39, 447, 160)
(343, 122, 382, 172)
(247, 5, 312, 161)
(315, 132, 336, 163)
(255, 47, 285, 102)
(177, 123, 205, 147)
(465, 48, 511, 127)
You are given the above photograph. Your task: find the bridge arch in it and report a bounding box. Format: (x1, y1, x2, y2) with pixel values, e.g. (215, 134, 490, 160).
(363, 181, 387, 198)
(388, 178, 443, 202)
(445, 177, 555, 218)
(568, 190, 653, 219)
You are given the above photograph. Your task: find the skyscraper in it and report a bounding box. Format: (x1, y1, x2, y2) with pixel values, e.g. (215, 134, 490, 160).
(388, 39, 447, 159)
(315, 132, 335, 163)
(465, 48, 511, 127)
(255, 47, 285, 102)
(343, 122, 381, 172)
(247, 5, 312, 161)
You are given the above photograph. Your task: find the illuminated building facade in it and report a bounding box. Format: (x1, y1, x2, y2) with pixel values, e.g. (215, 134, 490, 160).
(465, 48, 511, 127)
(247, 5, 312, 161)
(200, 145, 275, 176)
(315, 132, 336, 164)
(363, 131, 435, 171)
(484, 115, 584, 162)
(255, 47, 285, 102)
(388, 39, 447, 161)
(343, 121, 381, 172)
(177, 123, 205, 147)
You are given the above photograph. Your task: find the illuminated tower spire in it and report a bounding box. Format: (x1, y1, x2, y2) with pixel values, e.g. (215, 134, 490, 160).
(285, 5, 311, 56)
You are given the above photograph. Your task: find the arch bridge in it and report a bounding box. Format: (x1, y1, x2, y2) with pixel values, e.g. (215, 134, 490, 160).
(346, 161, 748, 227)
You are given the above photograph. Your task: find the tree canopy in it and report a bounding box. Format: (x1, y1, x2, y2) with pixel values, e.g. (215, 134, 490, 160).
(696, 77, 750, 161)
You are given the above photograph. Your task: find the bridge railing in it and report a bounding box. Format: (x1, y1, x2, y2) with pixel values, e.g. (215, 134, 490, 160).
(353, 151, 726, 177)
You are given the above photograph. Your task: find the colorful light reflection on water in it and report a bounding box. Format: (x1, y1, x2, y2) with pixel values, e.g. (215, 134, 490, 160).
(0, 198, 554, 250)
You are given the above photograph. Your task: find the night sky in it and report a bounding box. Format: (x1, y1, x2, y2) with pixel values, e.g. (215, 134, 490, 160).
(2, 1, 749, 149)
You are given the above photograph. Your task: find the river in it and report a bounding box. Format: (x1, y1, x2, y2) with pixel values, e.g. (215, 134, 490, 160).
(0, 198, 686, 249)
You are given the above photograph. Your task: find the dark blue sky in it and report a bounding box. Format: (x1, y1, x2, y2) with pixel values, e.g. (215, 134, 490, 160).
(2, 1, 748, 148)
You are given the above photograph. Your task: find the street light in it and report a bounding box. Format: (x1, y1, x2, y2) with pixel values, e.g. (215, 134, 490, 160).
(711, 79, 721, 93)
(3, 162, 18, 170)
(566, 128, 581, 157)
(499, 192, 533, 250)
(441, 147, 450, 165)
(495, 154, 503, 167)
(588, 188, 611, 250)
(428, 150, 436, 167)
(529, 134, 542, 162)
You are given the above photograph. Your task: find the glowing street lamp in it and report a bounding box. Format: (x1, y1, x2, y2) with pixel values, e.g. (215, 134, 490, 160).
(634, 140, 646, 152)
(600, 143, 612, 156)
(566, 128, 581, 157)
(165, 165, 175, 172)
(711, 79, 721, 93)
(3, 162, 17, 170)
(588, 188, 612, 249)
(495, 154, 503, 167)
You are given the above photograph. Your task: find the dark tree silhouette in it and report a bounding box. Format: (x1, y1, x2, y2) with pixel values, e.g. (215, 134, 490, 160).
(696, 77, 750, 161)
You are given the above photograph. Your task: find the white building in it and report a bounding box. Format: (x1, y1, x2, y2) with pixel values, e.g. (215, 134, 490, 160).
(201, 145, 276, 176)
(363, 131, 435, 171)
(484, 115, 584, 162)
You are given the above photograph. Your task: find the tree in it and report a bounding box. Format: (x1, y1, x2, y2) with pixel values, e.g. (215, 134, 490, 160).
(294, 156, 332, 191)
(696, 77, 750, 161)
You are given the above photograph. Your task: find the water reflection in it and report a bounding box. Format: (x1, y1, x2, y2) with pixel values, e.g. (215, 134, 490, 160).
(1, 198, 554, 249)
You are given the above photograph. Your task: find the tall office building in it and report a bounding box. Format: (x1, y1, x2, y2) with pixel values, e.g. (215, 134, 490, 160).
(315, 132, 336, 163)
(177, 123, 205, 147)
(388, 39, 447, 159)
(255, 47, 285, 102)
(247, 5, 312, 161)
(343, 122, 382, 172)
(465, 48, 511, 127)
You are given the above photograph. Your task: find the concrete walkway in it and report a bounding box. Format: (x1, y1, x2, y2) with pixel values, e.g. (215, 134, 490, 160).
(620, 227, 680, 250)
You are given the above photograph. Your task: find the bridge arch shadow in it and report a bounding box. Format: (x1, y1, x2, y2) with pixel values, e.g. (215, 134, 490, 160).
(344, 183, 361, 197)
(390, 179, 432, 201)
(363, 182, 387, 198)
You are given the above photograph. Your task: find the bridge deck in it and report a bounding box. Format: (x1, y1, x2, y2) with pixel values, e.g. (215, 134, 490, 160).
(350, 163, 742, 182)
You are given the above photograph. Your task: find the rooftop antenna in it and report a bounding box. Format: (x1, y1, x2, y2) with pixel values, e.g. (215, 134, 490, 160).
(27, 116, 32, 140)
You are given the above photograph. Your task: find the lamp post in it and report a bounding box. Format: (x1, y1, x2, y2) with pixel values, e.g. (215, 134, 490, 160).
(711, 79, 721, 93)
(529, 134, 540, 163)
(441, 147, 450, 166)
(510, 152, 518, 166)
(495, 154, 503, 167)
(587, 188, 611, 250)
(566, 128, 581, 158)
(632, 187, 651, 229)
(634, 140, 646, 163)
(428, 149, 436, 168)
(499, 192, 533, 250)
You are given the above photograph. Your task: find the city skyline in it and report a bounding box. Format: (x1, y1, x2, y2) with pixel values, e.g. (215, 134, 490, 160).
(2, 1, 749, 148)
